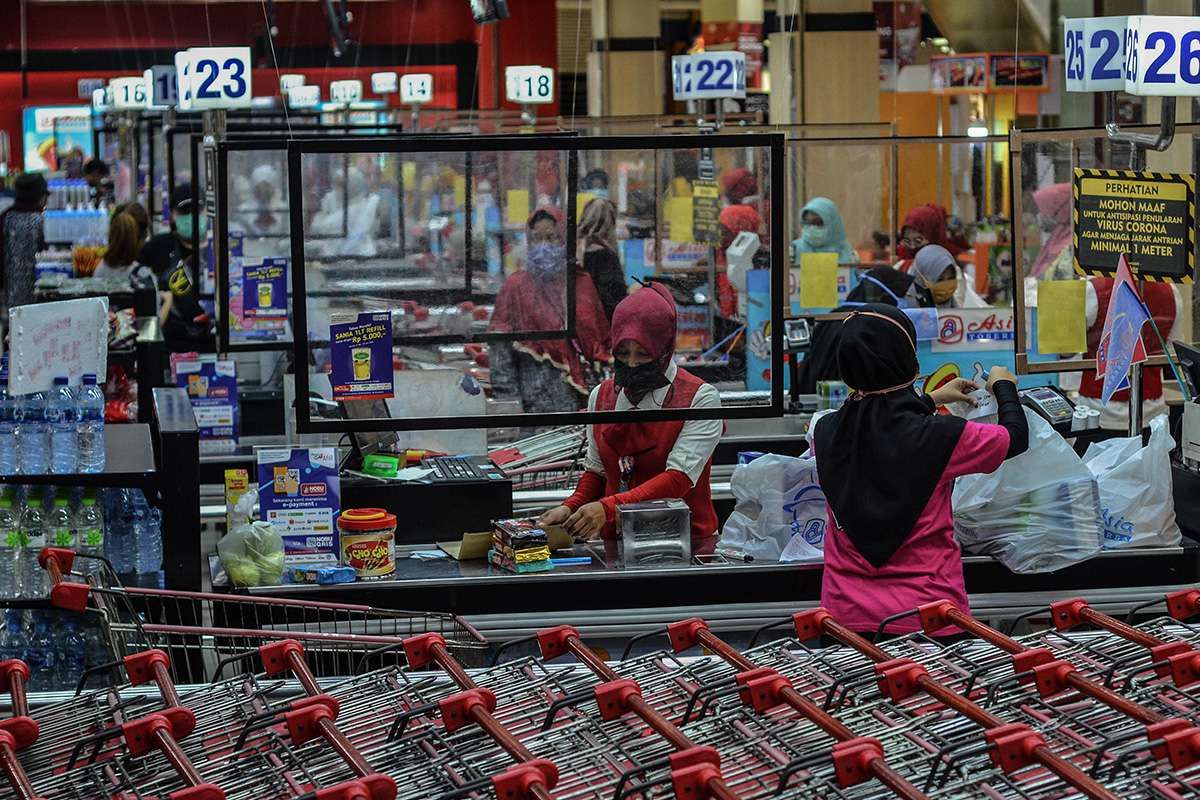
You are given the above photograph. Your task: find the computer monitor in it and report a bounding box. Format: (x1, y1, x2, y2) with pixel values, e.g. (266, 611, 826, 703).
(1174, 341, 1200, 399)
(340, 397, 399, 464)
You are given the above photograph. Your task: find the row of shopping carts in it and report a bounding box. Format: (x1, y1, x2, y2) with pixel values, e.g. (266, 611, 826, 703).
(9, 548, 1200, 797)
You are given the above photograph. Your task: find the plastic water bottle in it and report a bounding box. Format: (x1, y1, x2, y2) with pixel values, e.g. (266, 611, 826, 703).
(47, 377, 78, 475)
(21, 493, 47, 599)
(132, 491, 162, 588)
(0, 612, 26, 663)
(17, 391, 48, 475)
(25, 618, 56, 693)
(57, 621, 86, 692)
(105, 489, 135, 575)
(76, 374, 105, 474)
(48, 495, 74, 550)
(0, 492, 23, 600)
(75, 492, 105, 573)
(0, 376, 18, 477)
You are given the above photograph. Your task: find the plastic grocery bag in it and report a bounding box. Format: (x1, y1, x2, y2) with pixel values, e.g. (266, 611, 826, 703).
(217, 489, 285, 586)
(1082, 416, 1181, 550)
(720, 454, 826, 562)
(953, 408, 1103, 573)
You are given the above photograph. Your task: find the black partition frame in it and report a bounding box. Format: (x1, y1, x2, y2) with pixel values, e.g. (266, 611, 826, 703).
(288, 132, 787, 433)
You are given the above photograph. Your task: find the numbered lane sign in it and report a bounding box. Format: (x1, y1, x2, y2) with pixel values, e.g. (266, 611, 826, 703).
(279, 74, 305, 94)
(109, 76, 148, 110)
(91, 87, 111, 113)
(145, 65, 179, 108)
(1064, 16, 1127, 92)
(329, 80, 363, 104)
(174, 50, 194, 111)
(671, 51, 747, 101)
(287, 85, 321, 109)
(400, 74, 434, 105)
(505, 66, 555, 105)
(371, 72, 398, 94)
(1125, 15, 1200, 96)
(179, 47, 253, 110)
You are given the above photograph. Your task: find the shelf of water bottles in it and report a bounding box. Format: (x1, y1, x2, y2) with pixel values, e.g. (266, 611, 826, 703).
(42, 179, 106, 246)
(0, 485, 163, 602)
(0, 606, 109, 694)
(0, 368, 107, 478)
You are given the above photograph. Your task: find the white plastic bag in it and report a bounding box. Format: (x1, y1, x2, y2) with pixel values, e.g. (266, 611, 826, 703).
(1083, 415, 1181, 549)
(720, 454, 826, 563)
(953, 408, 1103, 573)
(217, 489, 285, 586)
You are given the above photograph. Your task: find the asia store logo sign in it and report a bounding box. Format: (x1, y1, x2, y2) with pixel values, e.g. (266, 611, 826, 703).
(938, 312, 1015, 346)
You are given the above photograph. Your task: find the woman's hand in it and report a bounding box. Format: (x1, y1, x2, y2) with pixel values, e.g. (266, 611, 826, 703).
(564, 502, 607, 540)
(986, 365, 1018, 391)
(929, 377, 979, 407)
(537, 505, 572, 526)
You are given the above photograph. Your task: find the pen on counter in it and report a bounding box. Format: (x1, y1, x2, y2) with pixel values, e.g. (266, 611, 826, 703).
(550, 556, 592, 566)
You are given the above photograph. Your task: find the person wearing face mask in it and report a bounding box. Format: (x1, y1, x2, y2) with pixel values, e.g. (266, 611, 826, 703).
(894, 204, 960, 272)
(489, 207, 611, 415)
(538, 282, 723, 556)
(580, 169, 610, 199)
(792, 197, 857, 265)
(578, 197, 626, 322)
(810, 304, 1028, 637)
(140, 184, 214, 352)
(911, 244, 988, 309)
(1029, 183, 1073, 280)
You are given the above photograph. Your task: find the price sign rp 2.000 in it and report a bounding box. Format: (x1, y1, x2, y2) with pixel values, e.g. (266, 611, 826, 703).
(672, 52, 747, 101)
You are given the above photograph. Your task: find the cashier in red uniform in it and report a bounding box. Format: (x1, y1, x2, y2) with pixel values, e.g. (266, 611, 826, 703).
(538, 282, 723, 555)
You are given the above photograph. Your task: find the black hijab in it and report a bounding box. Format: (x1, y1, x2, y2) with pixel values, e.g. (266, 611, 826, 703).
(796, 268, 925, 394)
(812, 303, 966, 568)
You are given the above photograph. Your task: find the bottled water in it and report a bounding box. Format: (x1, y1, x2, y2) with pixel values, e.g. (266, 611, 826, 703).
(25, 617, 56, 693)
(21, 492, 47, 599)
(47, 377, 79, 475)
(0, 492, 23, 600)
(57, 621, 86, 692)
(75, 492, 105, 572)
(76, 374, 106, 473)
(0, 375, 17, 476)
(17, 391, 48, 475)
(105, 489, 136, 575)
(132, 491, 163, 587)
(48, 495, 75, 549)
(0, 612, 27, 663)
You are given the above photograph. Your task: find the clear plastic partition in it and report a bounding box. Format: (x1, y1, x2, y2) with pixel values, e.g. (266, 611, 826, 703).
(288, 133, 786, 434)
(1012, 124, 1195, 375)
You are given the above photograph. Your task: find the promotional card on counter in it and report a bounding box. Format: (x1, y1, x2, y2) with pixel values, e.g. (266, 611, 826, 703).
(241, 258, 288, 320)
(330, 312, 394, 401)
(256, 446, 341, 569)
(175, 358, 238, 441)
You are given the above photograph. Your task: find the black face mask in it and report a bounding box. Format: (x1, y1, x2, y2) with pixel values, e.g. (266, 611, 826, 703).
(614, 360, 670, 401)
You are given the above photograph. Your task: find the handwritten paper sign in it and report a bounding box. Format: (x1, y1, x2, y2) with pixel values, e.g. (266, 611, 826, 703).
(8, 298, 108, 395)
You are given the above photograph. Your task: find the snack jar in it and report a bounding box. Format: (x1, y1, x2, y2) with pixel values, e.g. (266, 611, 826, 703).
(338, 508, 398, 579)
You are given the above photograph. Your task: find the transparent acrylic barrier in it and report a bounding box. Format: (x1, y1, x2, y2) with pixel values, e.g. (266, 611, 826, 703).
(289, 133, 785, 434)
(1012, 124, 1195, 383)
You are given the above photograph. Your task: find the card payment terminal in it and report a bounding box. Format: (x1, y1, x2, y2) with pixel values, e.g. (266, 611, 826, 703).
(1019, 385, 1076, 434)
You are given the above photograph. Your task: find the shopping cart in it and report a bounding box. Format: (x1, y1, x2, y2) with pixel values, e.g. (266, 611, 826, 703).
(37, 547, 489, 685)
(489, 426, 587, 492)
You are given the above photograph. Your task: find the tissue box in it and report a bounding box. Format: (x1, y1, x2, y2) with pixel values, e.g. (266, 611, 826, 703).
(617, 499, 691, 568)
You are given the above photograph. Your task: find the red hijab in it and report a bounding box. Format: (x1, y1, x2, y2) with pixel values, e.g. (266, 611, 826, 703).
(898, 204, 961, 269)
(490, 207, 611, 395)
(611, 282, 677, 364)
(1030, 183, 1072, 278)
(721, 168, 758, 204)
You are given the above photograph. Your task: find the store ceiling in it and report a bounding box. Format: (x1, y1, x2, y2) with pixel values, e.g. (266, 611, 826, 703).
(924, 0, 1049, 54)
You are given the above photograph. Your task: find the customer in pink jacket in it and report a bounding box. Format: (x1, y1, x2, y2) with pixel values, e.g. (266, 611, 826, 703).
(809, 304, 1029, 638)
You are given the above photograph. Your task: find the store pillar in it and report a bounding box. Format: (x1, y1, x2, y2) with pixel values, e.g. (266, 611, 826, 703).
(588, 0, 664, 116)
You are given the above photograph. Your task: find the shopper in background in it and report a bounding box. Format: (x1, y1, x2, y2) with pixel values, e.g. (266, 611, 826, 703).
(895, 203, 960, 272)
(580, 168, 610, 199)
(140, 184, 212, 352)
(0, 173, 49, 315)
(1029, 182, 1073, 280)
(796, 267, 930, 394)
(577, 197, 626, 322)
(82, 158, 112, 208)
(95, 202, 151, 280)
(236, 163, 287, 237)
(792, 197, 857, 264)
(810, 304, 1028, 638)
(538, 282, 723, 556)
(489, 207, 611, 414)
(911, 243, 987, 309)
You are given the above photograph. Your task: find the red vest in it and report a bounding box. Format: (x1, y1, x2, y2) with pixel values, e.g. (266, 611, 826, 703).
(1079, 279, 1176, 402)
(594, 368, 719, 554)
